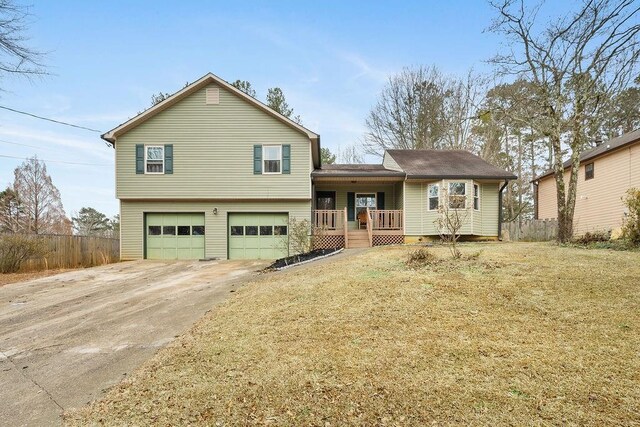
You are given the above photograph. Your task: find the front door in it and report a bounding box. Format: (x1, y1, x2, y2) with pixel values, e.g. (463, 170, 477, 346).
(315, 191, 336, 210)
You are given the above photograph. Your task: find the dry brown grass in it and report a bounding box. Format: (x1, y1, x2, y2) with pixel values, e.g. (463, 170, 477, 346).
(64, 243, 640, 426)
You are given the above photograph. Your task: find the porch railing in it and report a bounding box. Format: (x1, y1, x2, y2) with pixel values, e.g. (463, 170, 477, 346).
(366, 208, 373, 247)
(313, 209, 345, 230)
(313, 209, 403, 230)
(370, 209, 403, 230)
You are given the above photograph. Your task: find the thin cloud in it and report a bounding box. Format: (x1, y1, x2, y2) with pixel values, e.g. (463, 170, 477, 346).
(0, 125, 113, 161)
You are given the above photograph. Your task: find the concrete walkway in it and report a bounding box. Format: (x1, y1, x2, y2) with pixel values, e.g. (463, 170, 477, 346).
(0, 259, 266, 426)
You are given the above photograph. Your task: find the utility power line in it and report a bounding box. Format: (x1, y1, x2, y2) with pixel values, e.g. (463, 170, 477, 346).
(0, 105, 103, 133)
(0, 138, 58, 152)
(0, 153, 110, 166)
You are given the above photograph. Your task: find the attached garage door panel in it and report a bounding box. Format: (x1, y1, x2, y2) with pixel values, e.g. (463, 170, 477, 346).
(146, 213, 205, 260)
(229, 213, 288, 260)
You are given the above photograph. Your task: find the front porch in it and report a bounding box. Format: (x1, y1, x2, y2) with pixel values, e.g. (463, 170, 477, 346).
(312, 208, 404, 248)
(311, 164, 406, 249)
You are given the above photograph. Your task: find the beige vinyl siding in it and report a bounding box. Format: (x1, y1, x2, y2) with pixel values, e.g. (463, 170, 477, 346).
(315, 184, 396, 230)
(116, 83, 311, 200)
(479, 183, 499, 236)
(120, 199, 311, 260)
(536, 143, 640, 235)
(382, 152, 403, 171)
(404, 181, 438, 235)
(394, 182, 404, 210)
(537, 175, 561, 220)
(404, 180, 500, 236)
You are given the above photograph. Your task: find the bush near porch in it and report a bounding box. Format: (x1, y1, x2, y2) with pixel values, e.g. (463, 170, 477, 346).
(65, 243, 640, 426)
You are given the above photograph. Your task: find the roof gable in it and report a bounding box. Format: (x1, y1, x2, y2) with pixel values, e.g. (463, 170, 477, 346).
(101, 72, 321, 166)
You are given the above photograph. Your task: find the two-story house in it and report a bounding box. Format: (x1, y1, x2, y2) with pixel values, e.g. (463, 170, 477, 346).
(534, 129, 640, 236)
(102, 72, 516, 260)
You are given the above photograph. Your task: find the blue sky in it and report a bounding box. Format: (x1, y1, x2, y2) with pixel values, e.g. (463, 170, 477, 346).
(0, 1, 559, 218)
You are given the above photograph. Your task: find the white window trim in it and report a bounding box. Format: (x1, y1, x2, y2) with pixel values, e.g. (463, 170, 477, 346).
(473, 183, 480, 211)
(262, 145, 282, 175)
(447, 181, 468, 210)
(427, 183, 440, 211)
(145, 145, 164, 175)
(355, 192, 377, 218)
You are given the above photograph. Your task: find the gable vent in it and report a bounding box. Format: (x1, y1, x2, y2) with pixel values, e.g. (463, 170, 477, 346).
(206, 87, 220, 105)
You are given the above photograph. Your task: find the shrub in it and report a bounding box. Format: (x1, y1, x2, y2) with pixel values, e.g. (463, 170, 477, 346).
(572, 230, 611, 245)
(406, 248, 438, 267)
(0, 234, 49, 273)
(287, 218, 312, 259)
(621, 188, 640, 246)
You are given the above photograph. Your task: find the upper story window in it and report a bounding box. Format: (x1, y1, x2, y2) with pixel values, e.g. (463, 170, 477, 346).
(473, 184, 480, 210)
(448, 182, 467, 209)
(585, 162, 594, 180)
(428, 184, 439, 210)
(263, 145, 282, 174)
(145, 146, 164, 174)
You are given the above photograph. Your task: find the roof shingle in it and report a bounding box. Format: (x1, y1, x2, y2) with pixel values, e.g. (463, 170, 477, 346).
(386, 149, 517, 180)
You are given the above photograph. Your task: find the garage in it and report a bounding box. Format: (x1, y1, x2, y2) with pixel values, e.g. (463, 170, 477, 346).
(146, 213, 205, 260)
(228, 213, 289, 259)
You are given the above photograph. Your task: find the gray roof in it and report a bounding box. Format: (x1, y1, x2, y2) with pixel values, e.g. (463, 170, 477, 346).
(311, 164, 406, 178)
(536, 128, 640, 180)
(386, 149, 517, 180)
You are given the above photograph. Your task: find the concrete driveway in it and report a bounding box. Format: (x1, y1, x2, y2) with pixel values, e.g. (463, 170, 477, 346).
(0, 259, 267, 426)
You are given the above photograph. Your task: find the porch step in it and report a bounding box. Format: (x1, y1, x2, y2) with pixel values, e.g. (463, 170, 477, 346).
(346, 230, 371, 248)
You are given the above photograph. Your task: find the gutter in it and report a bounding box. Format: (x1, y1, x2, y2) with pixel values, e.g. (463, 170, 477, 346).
(497, 180, 509, 240)
(408, 174, 517, 180)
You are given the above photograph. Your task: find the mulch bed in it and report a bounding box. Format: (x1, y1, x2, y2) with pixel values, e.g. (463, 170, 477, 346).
(267, 248, 341, 270)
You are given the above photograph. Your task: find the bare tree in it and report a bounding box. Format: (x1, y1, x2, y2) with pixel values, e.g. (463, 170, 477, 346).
(337, 144, 365, 164)
(0, 0, 46, 82)
(13, 156, 70, 235)
(434, 186, 470, 259)
(489, 0, 640, 242)
(363, 65, 486, 156)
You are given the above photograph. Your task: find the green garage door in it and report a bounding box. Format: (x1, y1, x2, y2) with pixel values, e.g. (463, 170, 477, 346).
(228, 213, 288, 260)
(146, 213, 205, 260)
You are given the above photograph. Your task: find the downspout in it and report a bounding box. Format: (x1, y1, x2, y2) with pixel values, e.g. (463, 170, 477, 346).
(498, 180, 509, 241)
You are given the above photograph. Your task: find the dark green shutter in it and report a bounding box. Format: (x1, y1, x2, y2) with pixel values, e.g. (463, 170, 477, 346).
(253, 145, 262, 174)
(136, 144, 144, 174)
(282, 144, 291, 174)
(347, 192, 355, 221)
(164, 144, 173, 174)
(377, 192, 385, 209)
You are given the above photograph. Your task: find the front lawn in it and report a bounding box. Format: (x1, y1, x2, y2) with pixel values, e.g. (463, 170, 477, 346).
(65, 243, 640, 426)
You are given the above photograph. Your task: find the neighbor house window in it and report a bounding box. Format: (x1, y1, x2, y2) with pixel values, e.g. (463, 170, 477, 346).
(428, 184, 439, 210)
(473, 184, 480, 210)
(448, 182, 466, 209)
(145, 145, 164, 174)
(355, 193, 376, 218)
(585, 162, 594, 180)
(263, 145, 282, 174)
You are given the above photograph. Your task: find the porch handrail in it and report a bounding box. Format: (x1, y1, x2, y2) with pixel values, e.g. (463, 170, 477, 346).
(370, 209, 403, 230)
(343, 207, 348, 248)
(366, 208, 373, 247)
(313, 209, 344, 230)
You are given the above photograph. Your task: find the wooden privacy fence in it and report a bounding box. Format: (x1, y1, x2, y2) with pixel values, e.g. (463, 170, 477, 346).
(502, 219, 558, 242)
(18, 235, 120, 272)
